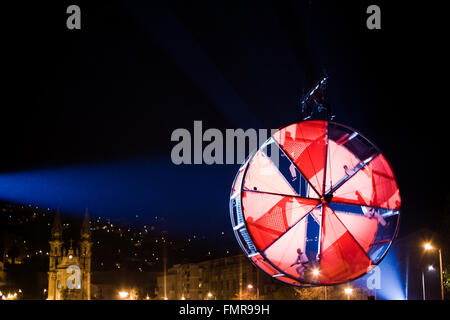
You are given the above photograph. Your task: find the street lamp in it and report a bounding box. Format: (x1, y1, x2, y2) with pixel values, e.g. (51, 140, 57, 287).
(247, 283, 259, 300)
(422, 265, 435, 300)
(423, 242, 445, 300)
(312, 269, 326, 300)
(344, 287, 353, 300)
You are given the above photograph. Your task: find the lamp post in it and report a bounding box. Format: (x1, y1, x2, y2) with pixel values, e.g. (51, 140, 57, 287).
(312, 268, 326, 300)
(439, 249, 444, 300)
(421, 271, 426, 300)
(422, 265, 435, 300)
(424, 243, 444, 300)
(256, 270, 260, 300)
(247, 284, 255, 300)
(247, 282, 260, 300)
(344, 287, 353, 300)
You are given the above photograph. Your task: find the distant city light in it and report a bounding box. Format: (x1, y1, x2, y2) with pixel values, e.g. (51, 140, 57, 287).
(424, 243, 433, 251)
(118, 291, 129, 299)
(344, 287, 353, 295)
(428, 265, 435, 271)
(312, 269, 320, 276)
(247, 284, 253, 289)
(1, 291, 19, 300)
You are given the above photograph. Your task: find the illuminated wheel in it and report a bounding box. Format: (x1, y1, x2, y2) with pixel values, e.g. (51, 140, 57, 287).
(229, 120, 401, 285)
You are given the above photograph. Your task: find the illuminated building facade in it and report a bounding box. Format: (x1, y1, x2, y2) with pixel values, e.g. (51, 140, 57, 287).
(47, 212, 92, 300)
(0, 261, 6, 287)
(156, 254, 280, 300)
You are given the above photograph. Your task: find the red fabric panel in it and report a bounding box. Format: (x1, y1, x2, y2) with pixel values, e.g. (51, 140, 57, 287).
(334, 212, 378, 253)
(246, 223, 282, 252)
(287, 197, 319, 226)
(242, 192, 285, 222)
(370, 154, 401, 209)
(243, 149, 297, 196)
(332, 154, 401, 209)
(324, 139, 360, 192)
(243, 193, 318, 250)
(273, 120, 326, 195)
(263, 216, 308, 279)
(319, 206, 372, 284)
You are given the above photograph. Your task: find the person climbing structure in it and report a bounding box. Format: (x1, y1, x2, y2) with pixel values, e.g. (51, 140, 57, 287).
(290, 248, 309, 278)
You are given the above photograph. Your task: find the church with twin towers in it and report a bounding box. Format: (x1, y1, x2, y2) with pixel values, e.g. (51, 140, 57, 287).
(47, 211, 92, 300)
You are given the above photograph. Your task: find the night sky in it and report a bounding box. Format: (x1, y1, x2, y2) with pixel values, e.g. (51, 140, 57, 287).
(1, 1, 448, 242)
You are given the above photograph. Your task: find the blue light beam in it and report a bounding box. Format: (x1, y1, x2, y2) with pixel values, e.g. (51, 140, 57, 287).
(0, 157, 235, 234)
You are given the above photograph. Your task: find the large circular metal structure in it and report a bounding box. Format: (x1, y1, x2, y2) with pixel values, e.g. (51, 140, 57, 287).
(230, 120, 401, 286)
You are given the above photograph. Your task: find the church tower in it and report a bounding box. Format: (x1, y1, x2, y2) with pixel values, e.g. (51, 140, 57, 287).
(79, 210, 92, 300)
(47, 211, 92, 300)
(48, 211, 63, 300)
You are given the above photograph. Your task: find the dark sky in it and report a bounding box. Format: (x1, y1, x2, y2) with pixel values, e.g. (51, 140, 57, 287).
(2, 1, 448, 239)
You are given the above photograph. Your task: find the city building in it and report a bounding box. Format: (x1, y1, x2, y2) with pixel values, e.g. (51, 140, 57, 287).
(156, 254, 282, 300)
(0, 261, 6, 287)
(91, 271, 158, 300)
(47, 211, 92, 300)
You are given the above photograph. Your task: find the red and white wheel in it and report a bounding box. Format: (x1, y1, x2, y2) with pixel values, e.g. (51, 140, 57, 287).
(230, 120, 401, 285)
